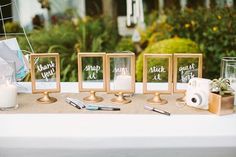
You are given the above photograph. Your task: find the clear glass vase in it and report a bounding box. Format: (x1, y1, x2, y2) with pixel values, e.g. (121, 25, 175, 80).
(0, 61, 18, 110)
(221, 57, 236, 105)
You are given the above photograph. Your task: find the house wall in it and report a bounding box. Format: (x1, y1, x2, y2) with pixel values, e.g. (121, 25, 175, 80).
(12, 0, 48, 29)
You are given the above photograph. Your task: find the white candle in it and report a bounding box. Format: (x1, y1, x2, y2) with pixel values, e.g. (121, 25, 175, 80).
(114, 75, 132, 91)
(0, 82, 17, 109)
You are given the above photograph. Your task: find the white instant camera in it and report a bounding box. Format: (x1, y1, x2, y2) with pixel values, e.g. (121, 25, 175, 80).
(186, 78, 212, 110)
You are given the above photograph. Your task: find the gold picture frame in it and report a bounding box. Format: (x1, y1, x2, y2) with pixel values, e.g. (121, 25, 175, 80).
(143, 54, 172, 105)
(106, 53, 135, 104)
(173, 53, 203, 102)
(30, 53, 60, 103)
(78, 52, 106, 102)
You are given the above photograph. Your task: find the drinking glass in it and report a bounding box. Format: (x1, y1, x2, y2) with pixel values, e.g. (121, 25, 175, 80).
(221, 57, 236, 105)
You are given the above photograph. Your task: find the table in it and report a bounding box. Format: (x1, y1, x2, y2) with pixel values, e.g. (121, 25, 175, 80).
(0, 82, 236, 157)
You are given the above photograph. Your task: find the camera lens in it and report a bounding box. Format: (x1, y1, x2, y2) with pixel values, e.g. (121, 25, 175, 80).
(190, 93, 202, 106)
(191, 98, 197, 103)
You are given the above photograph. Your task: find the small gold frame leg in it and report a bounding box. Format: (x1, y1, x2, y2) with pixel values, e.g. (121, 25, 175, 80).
(111, 92, 132, 104)
(83, 91, 103, 103)
(37, 92, 57, 104)
(147, 92, 168, 105)
(176, 92, 186, 103)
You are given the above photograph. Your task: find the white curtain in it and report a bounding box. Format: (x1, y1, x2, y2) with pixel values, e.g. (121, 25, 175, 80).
(12, 0, 48, 29)
(12, 0, 86, 29)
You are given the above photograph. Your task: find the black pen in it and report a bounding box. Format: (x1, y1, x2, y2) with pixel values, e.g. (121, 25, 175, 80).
(65, 99, 82, 109)
(144, 105, 171, 116)
(86, 105, 120, 111)
(99, 106, 121, 111)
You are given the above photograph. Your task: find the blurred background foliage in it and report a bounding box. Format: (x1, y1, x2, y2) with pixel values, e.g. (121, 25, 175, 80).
(15, 7, 236, 82)
(166, 7, 236, 80)
(18, 12, 118, 81)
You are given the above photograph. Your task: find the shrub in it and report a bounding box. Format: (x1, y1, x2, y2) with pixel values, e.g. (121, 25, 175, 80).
(18, 21, 78, 81)
(140, 19, 173, 48)
(115, 37, 135, 52)
(136, 38, 200, 81)
(166, 8, 236, 79)
(5, 22, 22, 33)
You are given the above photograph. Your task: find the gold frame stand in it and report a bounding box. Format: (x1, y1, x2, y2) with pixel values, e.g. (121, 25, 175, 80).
(30, 53, 61, 104)
(78, 53, 107, 103)
(147, 92, 168, 105)
(111, 92, 132, 104)
(37, 92, 57, 104)
(83, 90, 103, 103)
(143, 54, 172, 105)
(176, 91, 187, 105)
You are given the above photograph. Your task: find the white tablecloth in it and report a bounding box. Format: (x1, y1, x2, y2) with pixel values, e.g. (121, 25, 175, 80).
(0, 83, 236, 157)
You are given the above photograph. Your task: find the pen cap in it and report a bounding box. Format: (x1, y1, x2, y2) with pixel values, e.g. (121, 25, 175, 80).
(144, 105, 153, 111)
(66, 97, 86, 108)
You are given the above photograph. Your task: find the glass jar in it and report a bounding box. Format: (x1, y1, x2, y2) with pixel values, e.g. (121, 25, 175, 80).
(221, 57, 236, 105)
(0, 61, 18, 110)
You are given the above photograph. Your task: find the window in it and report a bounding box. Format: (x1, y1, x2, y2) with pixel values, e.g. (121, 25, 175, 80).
(0, 0, 12, 34)
(86, 0, 103, 16)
